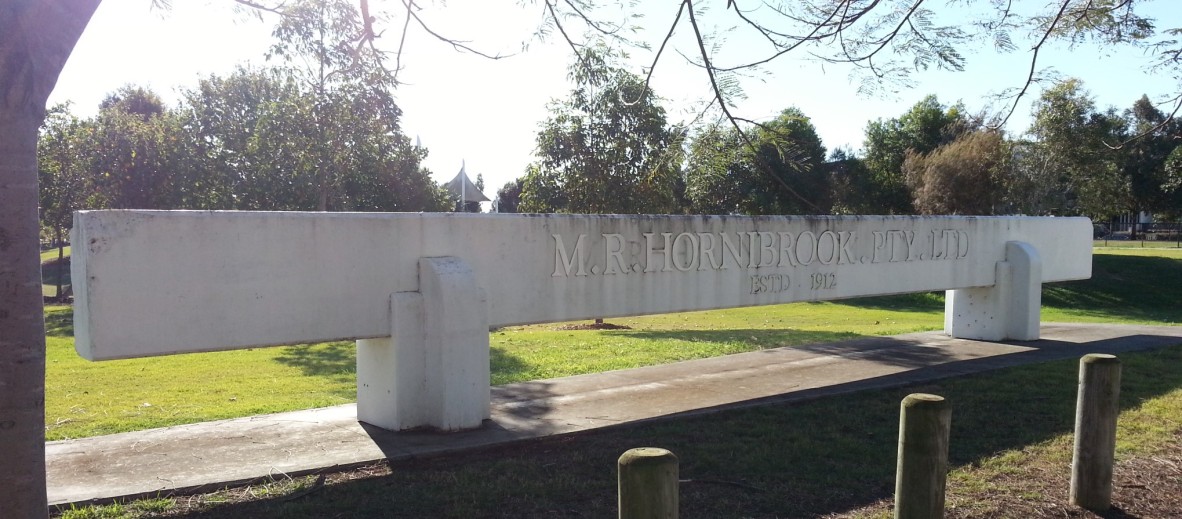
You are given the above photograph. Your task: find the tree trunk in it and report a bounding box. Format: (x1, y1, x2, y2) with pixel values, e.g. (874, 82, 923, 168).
(0, 94, 51, 519)
(1, 2, 101, 515)
(55, 226, 65, 301)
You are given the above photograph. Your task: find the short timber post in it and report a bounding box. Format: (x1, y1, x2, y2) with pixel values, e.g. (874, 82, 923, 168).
(618, 448, 678, 519)
(1070, 354, 1121, 511)
(894, 393, 951, 519)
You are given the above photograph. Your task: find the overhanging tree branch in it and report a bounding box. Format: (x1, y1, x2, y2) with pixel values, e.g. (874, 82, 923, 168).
(997, 0, 1071, 127)
(684, 0, 822, 213)
(1104, 92, 1182, 149)
(625, 0, 686, 106)
(400, 0, 512, 60)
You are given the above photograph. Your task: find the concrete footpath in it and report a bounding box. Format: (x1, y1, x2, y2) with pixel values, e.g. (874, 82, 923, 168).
(47, 323, 1182, 507)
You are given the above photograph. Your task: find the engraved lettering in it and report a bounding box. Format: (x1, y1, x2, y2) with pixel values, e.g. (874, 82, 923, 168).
(838, 231, 857, 265)
(810, 272, 837, 290)
(750, 274, 766, 294)
(757, 231, 776, 268)
(956, 230, 970, 259)
(749, 274, 791, 294)
(721, 232, 747, 270)
(887, 230, 908, 262)
(603, 233, 628, 274)
(795, 231, 816, 266)
(671, 232, 699, 272)
(817, 230, 839, 265)
(904, 231, 920, 261)
(872, 231, 887, 263)
(643, 233, 674, 273)
(777, 232, 799, 267)
(931, 229, 946, 260)
(698, 232, 721, 270)
(552, 234, 588, 277)
(563, 225, 970, 278)
(942, 230, 958, 260)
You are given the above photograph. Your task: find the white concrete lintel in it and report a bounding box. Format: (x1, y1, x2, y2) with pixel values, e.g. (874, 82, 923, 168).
(945, 241, 1043, 341)
(356, 256, 490, 432)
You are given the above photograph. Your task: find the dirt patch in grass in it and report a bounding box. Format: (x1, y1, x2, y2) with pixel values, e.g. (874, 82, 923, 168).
(554, 321, 632, 330)
(826, 439, 1182, 519)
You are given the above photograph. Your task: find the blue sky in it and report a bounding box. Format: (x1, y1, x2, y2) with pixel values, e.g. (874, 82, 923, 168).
(50, 1, 1180, 199)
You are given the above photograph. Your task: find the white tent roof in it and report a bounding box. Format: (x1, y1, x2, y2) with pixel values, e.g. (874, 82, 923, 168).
(445, 165, 489, 203)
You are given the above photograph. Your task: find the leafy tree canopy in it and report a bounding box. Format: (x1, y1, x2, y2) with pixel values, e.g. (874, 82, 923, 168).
(520, 45, 685, 214)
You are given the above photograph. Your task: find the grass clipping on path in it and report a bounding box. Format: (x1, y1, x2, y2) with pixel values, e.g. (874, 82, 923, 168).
(56, 345, 1182, 519)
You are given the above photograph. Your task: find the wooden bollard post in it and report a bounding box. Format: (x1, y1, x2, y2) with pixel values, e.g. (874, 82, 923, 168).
(894, 393, 951, 519)
(618, 447, 678, 519)
(1070, 354, 1121, 511)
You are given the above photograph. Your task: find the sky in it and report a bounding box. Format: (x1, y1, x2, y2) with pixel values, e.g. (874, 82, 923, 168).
(49, 1, 1181, 204)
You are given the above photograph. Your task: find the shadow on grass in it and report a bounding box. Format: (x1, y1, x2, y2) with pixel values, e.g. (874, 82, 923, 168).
(841, 254, 1182, 325)
(612, 328, 862, 349)
(836, 291, 946, 314)
(161, 335, 1182, 518)
(489, 344, 537, 386)
(44, 307, 74, 338)
(1043, 255, 1182, 323)
(620, 328, 958, 369)
(273, 342, 355, 383)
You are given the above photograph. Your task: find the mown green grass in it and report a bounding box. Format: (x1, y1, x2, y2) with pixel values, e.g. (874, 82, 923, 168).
(44, 249, 1182, 440)
(42, 245, 71, 263)
(46, 316, 355, 439)
(42, 247, 72, 298)
(54, 343, 1182, 518)
(1093, 239, 1182, 249)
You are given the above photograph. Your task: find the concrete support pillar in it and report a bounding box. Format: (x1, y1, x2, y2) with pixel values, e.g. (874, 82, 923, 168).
(357, 257, 490, 431)
(945, 241, 1042, 341)
(618, 448, 679, 519)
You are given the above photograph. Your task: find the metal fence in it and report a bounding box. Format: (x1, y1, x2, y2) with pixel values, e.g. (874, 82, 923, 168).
(1094, 221, 1182, 247)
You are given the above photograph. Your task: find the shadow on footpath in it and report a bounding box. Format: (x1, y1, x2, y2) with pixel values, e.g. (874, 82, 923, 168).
(150, 332, 1182, 519)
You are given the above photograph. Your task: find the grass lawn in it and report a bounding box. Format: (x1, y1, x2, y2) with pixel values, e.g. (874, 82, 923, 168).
(45, 248, 1182, 440)
(42, 245, 71, 263)
(1093, 239, 1182, 249)
(42, 246, 71, 298)
(54, 343, 1182, 518)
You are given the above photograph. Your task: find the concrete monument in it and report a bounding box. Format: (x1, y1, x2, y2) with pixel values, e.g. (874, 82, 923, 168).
(72, 212, 1092, 431)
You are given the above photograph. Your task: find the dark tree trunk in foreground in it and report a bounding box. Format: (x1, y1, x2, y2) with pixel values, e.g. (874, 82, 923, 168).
(0, 2, 100, 516)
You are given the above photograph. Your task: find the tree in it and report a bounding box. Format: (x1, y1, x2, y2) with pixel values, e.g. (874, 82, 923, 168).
(862, 95, 969, 214)
(1, 3, 100, 515)
(684, 123, 744, 214)
(1029, 79, 1129, 219)
(825, 147, 878, 215)
(1163, 146, 1182, 220)
(519, 163, 567, 213)
(520, 46, 685, 214)
(1122, 94, 1181, 217)
(176, 21, 447, 212)
(177, 66, 300, 209)
(685, 107, 828, 215)
(268, 0, 412, 212)
(89, 86, 186, 209)
(1005, 138, 1077, 216)
(5, 1, 1181, 514)
(903, 129, 1009, 215)
(38, 103, 94, 299)
(495, 178, 524, 213)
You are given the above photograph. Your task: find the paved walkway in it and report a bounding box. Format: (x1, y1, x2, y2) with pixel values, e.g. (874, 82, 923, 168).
(47, 323, 1182, 506)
